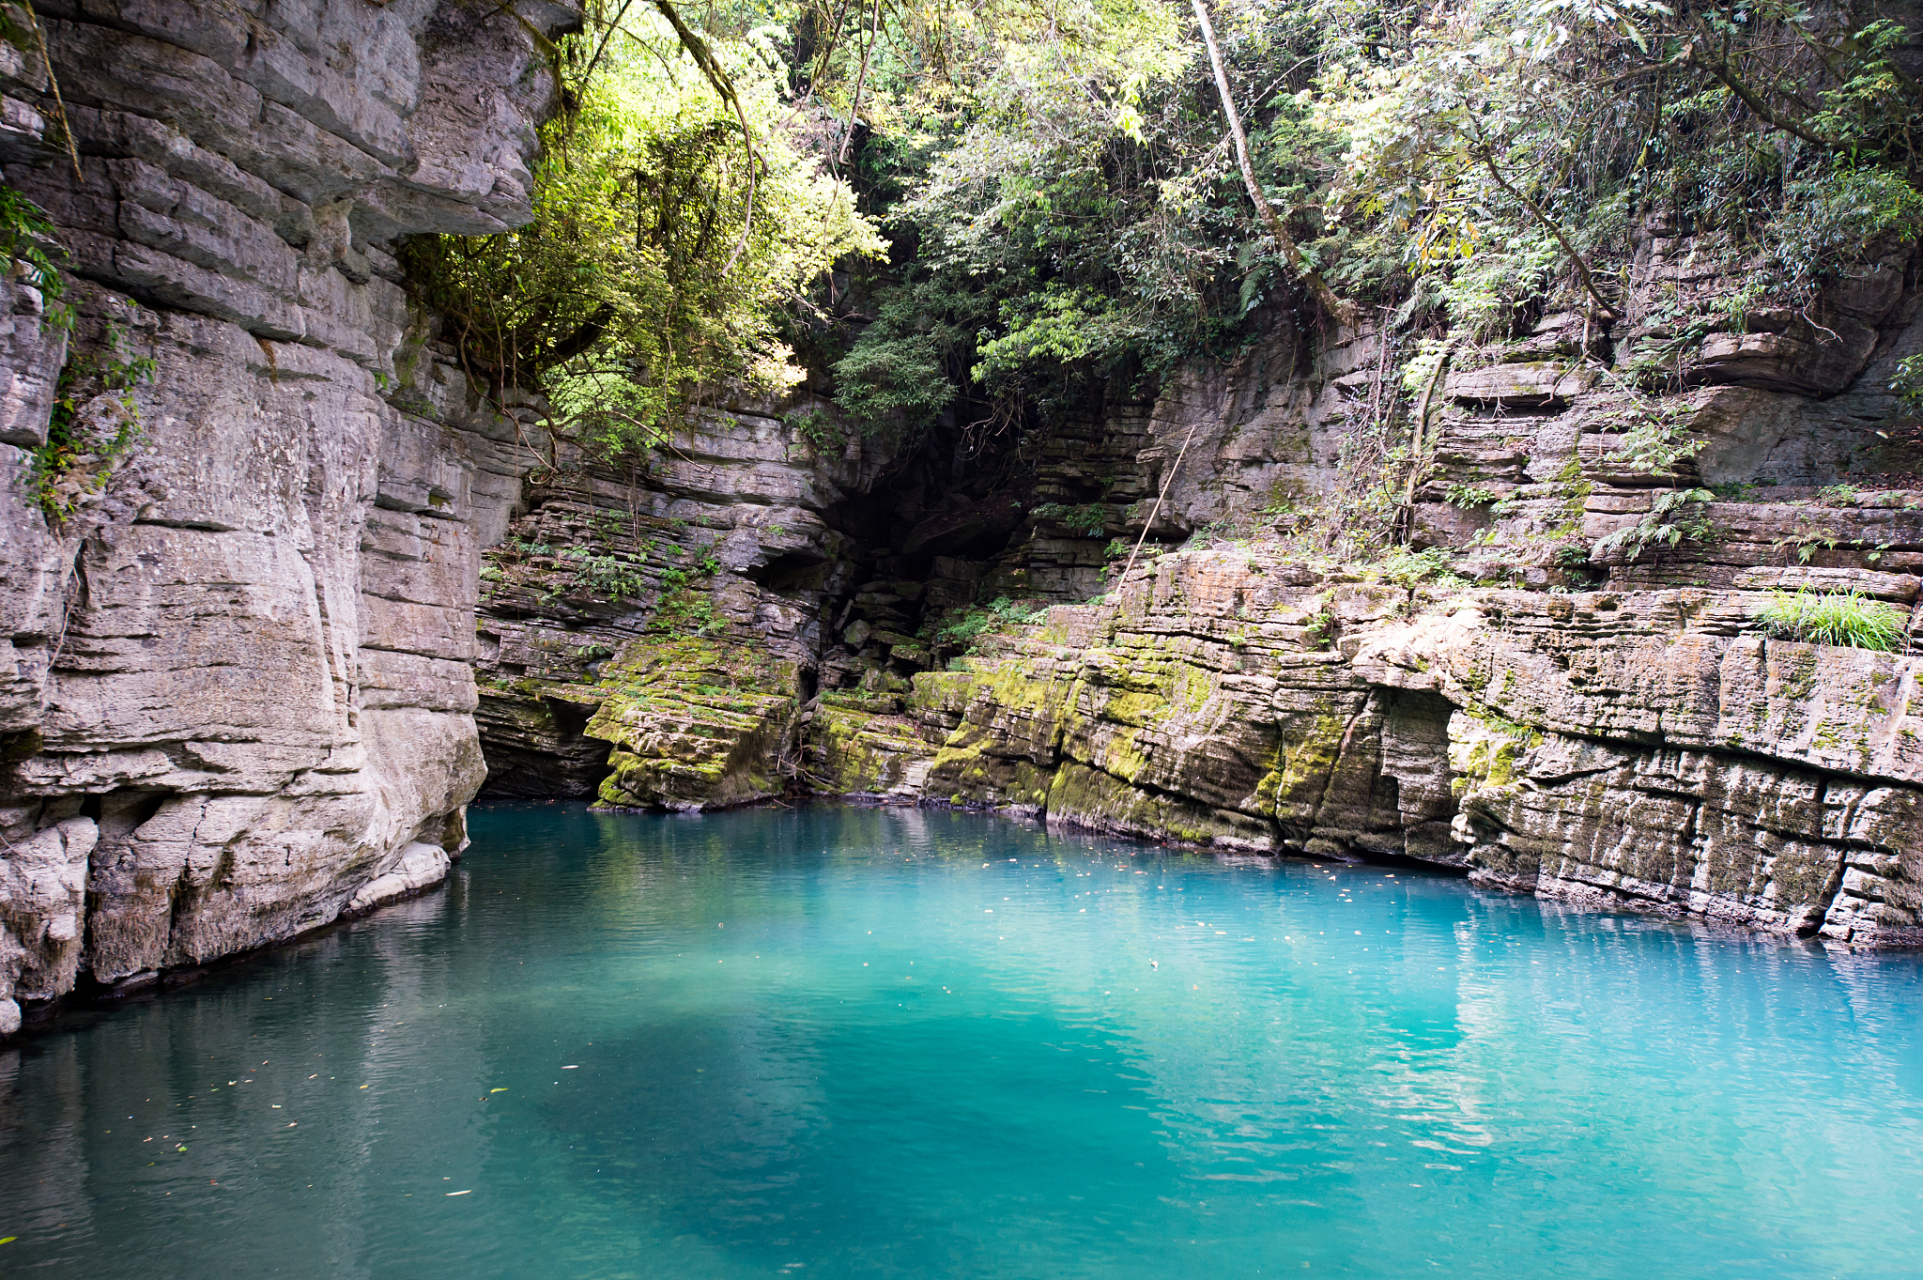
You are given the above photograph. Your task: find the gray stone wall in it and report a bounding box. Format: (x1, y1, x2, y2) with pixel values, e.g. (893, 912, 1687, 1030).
(0, 0, 577, 1035)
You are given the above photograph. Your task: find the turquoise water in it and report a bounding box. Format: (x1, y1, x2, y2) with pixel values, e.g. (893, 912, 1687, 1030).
(3, 804, 1923, 1278)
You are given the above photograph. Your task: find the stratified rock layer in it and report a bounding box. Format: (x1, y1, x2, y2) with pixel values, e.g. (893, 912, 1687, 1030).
(813, 547, 1923, 945)
(463, 179, 1923, 951)
(0, 0, 576, 1034)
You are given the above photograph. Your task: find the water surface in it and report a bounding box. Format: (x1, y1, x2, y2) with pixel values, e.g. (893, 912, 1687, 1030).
(3, 803, 1921, 1278)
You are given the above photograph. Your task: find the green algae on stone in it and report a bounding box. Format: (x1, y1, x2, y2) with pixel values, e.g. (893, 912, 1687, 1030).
(809, 697, 941, 799)
(586, 635, 801, 811)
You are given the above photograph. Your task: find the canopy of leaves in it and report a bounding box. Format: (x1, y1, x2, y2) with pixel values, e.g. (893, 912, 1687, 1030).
(410, 0, 1922, 468)
(817, 0, 1919, 450)
(1319, 0, 1923, 334)
(404, 5, 883, 462)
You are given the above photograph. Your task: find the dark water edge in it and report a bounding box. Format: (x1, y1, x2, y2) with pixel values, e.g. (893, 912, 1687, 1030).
(3, 800, 1922, 1279)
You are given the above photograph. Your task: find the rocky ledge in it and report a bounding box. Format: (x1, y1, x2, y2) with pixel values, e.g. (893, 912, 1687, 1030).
(810, 546, 1923, 946)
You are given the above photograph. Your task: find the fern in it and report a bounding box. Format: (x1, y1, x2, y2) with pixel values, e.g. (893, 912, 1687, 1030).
(1590, 488, 1715, 563)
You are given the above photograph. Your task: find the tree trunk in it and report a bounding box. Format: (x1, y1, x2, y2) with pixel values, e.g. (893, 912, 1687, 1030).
(1191, 0, 1353, 327)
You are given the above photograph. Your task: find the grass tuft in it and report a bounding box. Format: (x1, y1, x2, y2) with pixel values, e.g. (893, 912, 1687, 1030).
(1753, 589, 1908, 652)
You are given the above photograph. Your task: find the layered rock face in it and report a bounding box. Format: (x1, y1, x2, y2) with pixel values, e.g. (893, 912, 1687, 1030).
(855, 551, 1923, 946)
(0, 0, 575, 1034)
(471, 393, 898, 807)
(807, 226, 1923, 945)
(467, 198, 1923, 952)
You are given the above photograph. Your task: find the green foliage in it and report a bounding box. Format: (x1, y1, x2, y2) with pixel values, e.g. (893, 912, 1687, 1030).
(1322, 0, 1922, 343)
(1445, 482, 1501, 509)
(563, 548, 650, 599)
(1754, 589, 1907, 651)
(1817, 483, 1861, 508)
(1437, 229, 1564, 344)
(791, 405, 843, 450)
(411, 0, 1923, 515)
(1260, 488, 1308, 520)
(973, 288, 1150, 388)
(1771, 513, 1851, 565)
(827, 287, 959, 440)
(1303, 599, 1335, 649)
(404, 12, 882, 462)
(656, 588, 724, 635)
(934, 595, 1048, 647)
(0, 184, 66, 315)
(1893, 354, 1923, 412)
(827, 0, 1347, 442)
(1030, 502, 1110, 536)
(1369, 547, 1467, 590)
(31, 316, 155, 522)
(1591, 487, 1716, 563)
(1760, 168, 1923, 301)
(648, 541, 725, 633)
(1607, 395, 1704, 475)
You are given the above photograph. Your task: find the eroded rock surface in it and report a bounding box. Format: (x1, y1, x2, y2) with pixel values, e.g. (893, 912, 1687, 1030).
(812, 549, 1921, 946)
(0, 0, 576, 1033)
(465, 191, 1923, 949)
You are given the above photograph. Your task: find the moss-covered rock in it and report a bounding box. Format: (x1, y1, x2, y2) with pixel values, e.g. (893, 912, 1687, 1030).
(586, 636, 801, 811)
(809, 695, 942, 800)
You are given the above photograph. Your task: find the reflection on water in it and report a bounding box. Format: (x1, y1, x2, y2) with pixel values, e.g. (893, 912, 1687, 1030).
(2, 803, 1921, 1279)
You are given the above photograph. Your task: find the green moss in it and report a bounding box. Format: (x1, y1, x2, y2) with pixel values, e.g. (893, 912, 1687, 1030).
(1045, 761, 1272, 849)
(585, 634, 801, 810)
(1449, 708, 1543, 800)
(1260, 709, 1351, 824)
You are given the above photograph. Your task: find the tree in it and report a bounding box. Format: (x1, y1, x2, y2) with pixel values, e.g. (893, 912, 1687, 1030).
(1191, 0, 1354, 325)
(407, 6, 883, 462)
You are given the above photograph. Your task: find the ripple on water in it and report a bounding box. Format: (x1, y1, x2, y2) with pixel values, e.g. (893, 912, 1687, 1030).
(2, 802, 1921, 1279)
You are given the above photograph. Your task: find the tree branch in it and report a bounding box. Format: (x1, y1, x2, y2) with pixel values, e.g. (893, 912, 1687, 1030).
(22, 2, 80, 180)
(837, 0, 882, 165)
(1685, 40, 1829, 146)
(544, 304, 618, 367)
(1468, 137, 1620, 321)
(1191, 0, 1354, 327)
(646, 0, 762, 274)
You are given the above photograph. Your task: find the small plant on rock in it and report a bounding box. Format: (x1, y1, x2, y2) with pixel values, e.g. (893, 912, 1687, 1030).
(1894, 355, 1923, 412)
(934, 596, 1048, 649)
(791, 406, 844, 452)
(1754, 589, 1908, 652)
(1444, 482, 1501, 509)
(1030, 503, 1110, 537)
(1590, 488, 1715, 563)
(1369, 547, 1468, 590)
(566, 548, 650, 600)
(1816, 483, 1861, 508)
(32, 315, 155, 521)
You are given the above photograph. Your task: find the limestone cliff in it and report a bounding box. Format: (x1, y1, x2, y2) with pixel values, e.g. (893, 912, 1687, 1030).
(809, 226, 1923, 946)
(859, 551, 1923, 946)
(0, 0, 576, 1036)
(479, 205, 1923, 949)
(4, 1, 1918, 1047)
